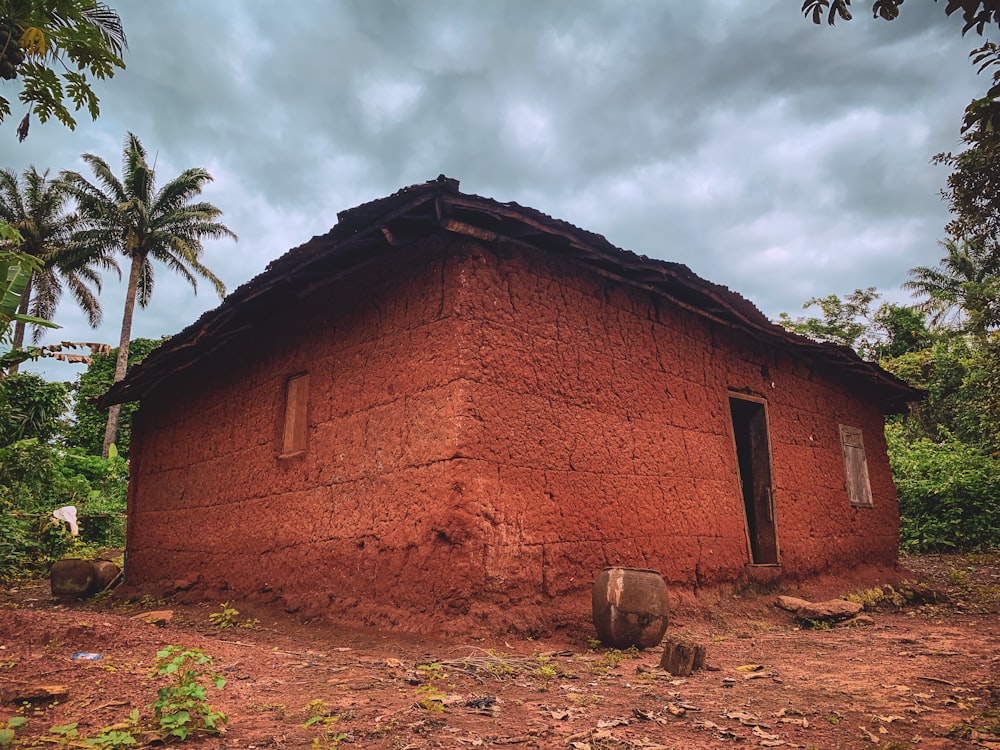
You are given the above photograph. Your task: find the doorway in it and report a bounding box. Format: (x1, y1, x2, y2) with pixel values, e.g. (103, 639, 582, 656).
(729, 396, 779, 565)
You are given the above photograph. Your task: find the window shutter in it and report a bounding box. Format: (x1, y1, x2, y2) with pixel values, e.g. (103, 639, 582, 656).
(839, 425, 872, 508)
(282, 373, 309, 455)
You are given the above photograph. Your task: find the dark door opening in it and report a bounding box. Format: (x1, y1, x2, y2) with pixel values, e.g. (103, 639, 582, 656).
(729, 397, 779, 565)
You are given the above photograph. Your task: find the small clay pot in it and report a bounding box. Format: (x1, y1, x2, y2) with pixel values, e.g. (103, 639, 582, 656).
(49, 558, 97, 601)
(591, 567, 670, 649)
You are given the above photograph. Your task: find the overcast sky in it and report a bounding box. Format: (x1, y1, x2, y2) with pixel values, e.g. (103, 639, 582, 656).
(1, 1, 984, 381)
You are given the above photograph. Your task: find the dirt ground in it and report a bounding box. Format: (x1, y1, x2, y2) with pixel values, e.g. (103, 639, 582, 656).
(1, 553, 998, 750)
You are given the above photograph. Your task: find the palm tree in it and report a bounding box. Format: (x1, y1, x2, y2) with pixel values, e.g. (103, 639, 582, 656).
(0, 166, 111, 372)
(61, 132, 236, 457)
(903, 237, 1000, 335)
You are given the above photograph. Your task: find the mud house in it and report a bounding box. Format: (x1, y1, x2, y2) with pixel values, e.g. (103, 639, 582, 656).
(100, 176, 921, 631)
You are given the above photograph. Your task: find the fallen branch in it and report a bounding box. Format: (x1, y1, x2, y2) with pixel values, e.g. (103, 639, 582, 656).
(917, 675, 956, 686)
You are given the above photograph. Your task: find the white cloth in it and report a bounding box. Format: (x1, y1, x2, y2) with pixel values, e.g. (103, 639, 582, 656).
(52, 506, 79, 536)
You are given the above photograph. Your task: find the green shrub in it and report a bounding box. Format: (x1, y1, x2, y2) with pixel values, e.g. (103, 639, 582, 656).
(0, 439, 127, 579)
(66, 338, 161, 457)
(0, 374, 69, 445)
(0, 498, 77, 579)
(888, 423, 1000, 551)
(0, 439, 126, 513)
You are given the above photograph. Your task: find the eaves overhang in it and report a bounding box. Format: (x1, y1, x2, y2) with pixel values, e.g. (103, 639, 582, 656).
(97, 176, 923, 413)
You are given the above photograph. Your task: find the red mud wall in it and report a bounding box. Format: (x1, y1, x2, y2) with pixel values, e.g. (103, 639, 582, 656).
(447, 239, 898, 625)
(126, 237, 482, 626)
(126, 233, 898, 633)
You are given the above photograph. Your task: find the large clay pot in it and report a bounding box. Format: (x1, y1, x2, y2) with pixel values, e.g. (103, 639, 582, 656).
(592, 567, 670, 649)
(49, 558, 97, 601)
(49, 559, 121, 601)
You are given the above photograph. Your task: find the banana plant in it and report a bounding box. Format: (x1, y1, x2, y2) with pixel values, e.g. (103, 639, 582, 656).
(1, 220, 58, 372)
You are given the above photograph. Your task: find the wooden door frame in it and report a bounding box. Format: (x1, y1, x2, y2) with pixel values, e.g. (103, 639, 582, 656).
(727, 392, 781, 567)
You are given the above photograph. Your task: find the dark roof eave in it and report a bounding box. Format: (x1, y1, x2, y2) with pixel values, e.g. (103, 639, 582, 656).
(96, 176, 924, 411)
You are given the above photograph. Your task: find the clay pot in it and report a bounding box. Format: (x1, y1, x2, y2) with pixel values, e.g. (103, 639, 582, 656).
(591, 567, 670, 649)
(49, 558, 97, 601)
(91, 560, 122, 591)
(49, 559, 122, 601)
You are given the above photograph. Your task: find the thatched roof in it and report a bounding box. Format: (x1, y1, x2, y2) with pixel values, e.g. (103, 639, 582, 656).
(99, 175, 922, 412)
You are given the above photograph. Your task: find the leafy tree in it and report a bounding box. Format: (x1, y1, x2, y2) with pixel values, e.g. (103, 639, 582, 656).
(0, 0, 126, 140)
(1, 222, 108, 375)
(902, 236, 1000, 334)
(0, 368, 129, 577)
(888, 423, 1000, 552)
(872, 302, 933, 358)
(66, 336, 159, 456)
(934, 128, 1000, 247)
(780, 282, 998, 452)
(61, 132, 236, 457)
(801, 1, 1000, 132)
(0, 435, 128, 576)
(778, 287, 880, 353)
(961, 333, 1000, 450)
(0, 371, 67, 444)
(777, 287, 929, 361)
(883, 335, 984, 445)
(0, 167, 112, 372)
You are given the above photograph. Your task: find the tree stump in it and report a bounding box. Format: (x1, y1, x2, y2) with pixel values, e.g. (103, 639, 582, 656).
(659, 638, 706, 677)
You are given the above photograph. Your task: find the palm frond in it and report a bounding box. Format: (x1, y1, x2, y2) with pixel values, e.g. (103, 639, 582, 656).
(904, 236, 1000, 332)
(152, 169, 214, 215)
(136, 256, 154, 308)
(158, 249, 200, 292)
(65, 273, 103, 327)
(79, 1, 128, 56)
(28, 268, 59, 321)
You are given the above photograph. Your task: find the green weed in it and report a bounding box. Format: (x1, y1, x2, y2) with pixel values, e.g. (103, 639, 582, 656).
(207, 601, 258, 629)
(45, 722, 80, 748)
(414, 663, 448, 713)
(0, 717, 25, 748)
(803, 619, 832, 630)
(481, 649, 516, 678)
(208, 602, 239, 629)
(148, 646, 227, 740)
(601, 645, 641, 667)
(84, 727, 138, 748)
(532, 655, 558, 689)
(303, 699, 348, 749)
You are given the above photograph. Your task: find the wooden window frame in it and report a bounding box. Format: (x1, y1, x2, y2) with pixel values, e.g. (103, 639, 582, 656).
(281, 372, 309, 457)
(839, 424, 873, 508)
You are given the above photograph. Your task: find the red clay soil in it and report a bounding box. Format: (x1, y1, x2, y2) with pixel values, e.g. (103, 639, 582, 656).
(1, 553, 998, 750)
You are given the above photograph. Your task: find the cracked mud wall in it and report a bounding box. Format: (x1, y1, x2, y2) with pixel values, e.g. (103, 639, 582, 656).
(125, 237, 486, 627)
(124, 233, 899, 633)
(448, 239, 899, 626)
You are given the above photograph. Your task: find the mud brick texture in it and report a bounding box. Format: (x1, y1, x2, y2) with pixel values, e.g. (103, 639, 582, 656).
(114, 179, 914, 635)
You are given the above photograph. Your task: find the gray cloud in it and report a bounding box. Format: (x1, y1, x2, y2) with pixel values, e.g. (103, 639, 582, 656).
(0, 0, 982, 380)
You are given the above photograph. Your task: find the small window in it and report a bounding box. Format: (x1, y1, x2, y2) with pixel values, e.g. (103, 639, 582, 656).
(281, 373, 309, 456)
(839, 425, 872, 508)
